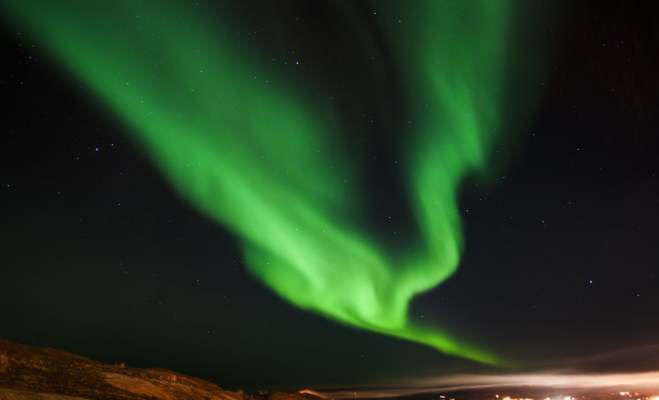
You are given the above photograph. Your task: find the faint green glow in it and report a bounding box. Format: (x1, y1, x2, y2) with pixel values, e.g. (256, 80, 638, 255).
(2, 0, 511, 364)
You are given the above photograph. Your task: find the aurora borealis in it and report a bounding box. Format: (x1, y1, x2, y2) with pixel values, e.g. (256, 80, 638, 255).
(1, 0, 510, 364)
(2, 0, 659, 392)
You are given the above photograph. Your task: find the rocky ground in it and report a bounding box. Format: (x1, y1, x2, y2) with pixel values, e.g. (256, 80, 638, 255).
(0, 339, 320, 400)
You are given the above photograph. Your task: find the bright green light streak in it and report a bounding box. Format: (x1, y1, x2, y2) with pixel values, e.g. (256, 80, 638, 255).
(2, 0, 512, 364)
(384, 1, 512, 296)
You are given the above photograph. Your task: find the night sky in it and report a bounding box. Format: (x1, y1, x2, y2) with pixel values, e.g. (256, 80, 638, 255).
(1, 0, 659, 391)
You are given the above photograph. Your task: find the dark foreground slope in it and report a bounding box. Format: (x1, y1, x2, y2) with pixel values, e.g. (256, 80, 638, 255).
(0, 340, 318, 400)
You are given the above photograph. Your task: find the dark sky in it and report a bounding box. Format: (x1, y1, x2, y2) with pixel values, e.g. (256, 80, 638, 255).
(1, 0, 658, 391)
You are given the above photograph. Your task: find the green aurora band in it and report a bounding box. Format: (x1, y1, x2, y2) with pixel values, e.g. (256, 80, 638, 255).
(2, 0, 512, 364)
